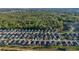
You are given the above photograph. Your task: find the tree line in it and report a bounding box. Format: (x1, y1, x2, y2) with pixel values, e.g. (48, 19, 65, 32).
(0, 12, 79, 32)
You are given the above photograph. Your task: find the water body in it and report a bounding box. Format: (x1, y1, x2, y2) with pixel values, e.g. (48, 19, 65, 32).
(64, 22, 79, 32)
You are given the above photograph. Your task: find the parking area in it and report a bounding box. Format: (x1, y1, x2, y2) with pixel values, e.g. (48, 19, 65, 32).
(0, 29, 79, 46)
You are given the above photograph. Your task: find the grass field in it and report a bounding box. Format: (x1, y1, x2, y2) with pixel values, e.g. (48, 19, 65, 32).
(0, 45, 79, 51)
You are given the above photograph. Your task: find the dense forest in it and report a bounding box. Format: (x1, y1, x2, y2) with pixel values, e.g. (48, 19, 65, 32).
(0, 8, 79, 32)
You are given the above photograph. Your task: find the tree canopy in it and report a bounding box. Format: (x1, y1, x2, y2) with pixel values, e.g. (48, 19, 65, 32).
(0, 12, 79, 32)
